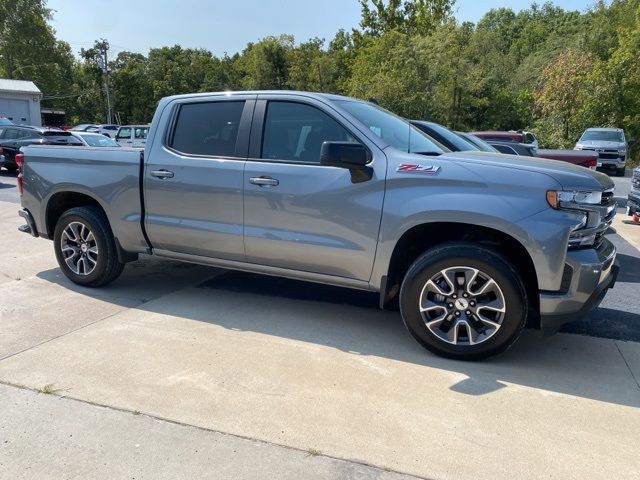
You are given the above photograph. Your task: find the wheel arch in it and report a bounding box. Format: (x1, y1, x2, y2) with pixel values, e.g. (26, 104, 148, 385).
(381, 221, 539, 327)
(44, 190, 137, 264)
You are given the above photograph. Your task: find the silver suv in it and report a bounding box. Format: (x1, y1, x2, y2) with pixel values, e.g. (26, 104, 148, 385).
(575, 128, 632, 176)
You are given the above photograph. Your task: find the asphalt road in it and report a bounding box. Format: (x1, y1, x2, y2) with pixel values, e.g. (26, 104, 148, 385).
(1, 166, 638, 341)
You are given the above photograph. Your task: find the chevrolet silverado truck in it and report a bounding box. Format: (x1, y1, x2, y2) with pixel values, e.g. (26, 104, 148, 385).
(16, 91, 619, 360)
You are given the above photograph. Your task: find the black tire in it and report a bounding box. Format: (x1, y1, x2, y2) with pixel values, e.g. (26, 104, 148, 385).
(399, 242, 528, 360)
(3, 165, 18, 172)
(53, 206, 124, 287)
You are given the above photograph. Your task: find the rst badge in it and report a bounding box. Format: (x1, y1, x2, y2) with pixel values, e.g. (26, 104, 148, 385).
(396, 163, 441, 174)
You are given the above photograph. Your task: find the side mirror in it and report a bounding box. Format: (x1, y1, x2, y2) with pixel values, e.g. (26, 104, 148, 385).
(628, 139, 637, 147)
(320, 142, 371, 168)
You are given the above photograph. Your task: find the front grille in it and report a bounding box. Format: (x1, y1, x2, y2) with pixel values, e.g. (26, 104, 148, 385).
(581, 147, 621, 160)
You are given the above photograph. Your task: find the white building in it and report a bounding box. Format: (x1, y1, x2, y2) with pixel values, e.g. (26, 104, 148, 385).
(0, 79, 42, 126)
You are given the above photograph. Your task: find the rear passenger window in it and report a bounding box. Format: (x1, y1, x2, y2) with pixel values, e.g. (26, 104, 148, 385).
(3, 128, 18, 140)
(261, 102, 356, 163)
(170, 101, 245, 157)
(117, 127, 131, 140)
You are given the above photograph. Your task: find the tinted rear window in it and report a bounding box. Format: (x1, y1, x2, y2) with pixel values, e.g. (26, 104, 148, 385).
(170, 101, 245, 157)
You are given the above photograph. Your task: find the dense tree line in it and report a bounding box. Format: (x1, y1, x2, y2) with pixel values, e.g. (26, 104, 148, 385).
(1, 0, 639, 159)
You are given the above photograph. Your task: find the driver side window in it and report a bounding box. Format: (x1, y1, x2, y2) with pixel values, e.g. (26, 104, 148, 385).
(261, 101, 356, 164)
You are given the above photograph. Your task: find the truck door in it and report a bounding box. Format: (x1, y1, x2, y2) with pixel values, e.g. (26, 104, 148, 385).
(243, 96, 386, 281)
(143, 96, 254, 261)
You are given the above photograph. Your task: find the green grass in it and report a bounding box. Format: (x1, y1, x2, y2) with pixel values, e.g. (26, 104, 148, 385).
(37, 383, 63, 395)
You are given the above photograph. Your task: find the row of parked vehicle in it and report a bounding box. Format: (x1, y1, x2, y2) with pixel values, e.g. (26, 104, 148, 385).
(70, 123, 150, 148)
(410, 121, 634, 177)
(0, 122, 150, 171)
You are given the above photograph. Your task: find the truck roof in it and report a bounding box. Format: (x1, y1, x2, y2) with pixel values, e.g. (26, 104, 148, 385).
(584, 127, 623, 132)
(162, 90, 354, 103)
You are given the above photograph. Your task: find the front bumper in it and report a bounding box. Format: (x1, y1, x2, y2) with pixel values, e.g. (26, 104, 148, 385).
(596, 158, 625, 168)
(628, 190, 640, 215)
(539, 237, 618, 334)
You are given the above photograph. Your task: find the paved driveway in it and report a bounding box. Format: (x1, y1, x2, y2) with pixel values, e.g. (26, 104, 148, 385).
(0, 168, 638, 480)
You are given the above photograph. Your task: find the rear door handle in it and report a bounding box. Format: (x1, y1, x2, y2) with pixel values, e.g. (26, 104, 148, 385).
(249, 176, 279, 187)
(151, 169, 174, 179)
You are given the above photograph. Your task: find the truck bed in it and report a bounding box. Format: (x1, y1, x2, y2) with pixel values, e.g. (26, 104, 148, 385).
(19, 145, 148, 253)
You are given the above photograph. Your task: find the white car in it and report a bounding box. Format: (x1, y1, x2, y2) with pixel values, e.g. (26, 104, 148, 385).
(115, 125, 150, 148)
(71, 132, 120, 147)
(87, 124, 120, 138)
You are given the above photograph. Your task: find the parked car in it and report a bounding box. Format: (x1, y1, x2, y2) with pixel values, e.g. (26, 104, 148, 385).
(473, 130, 539, 150)
(87, 124, 120, 138)
(537, 149, 597, 170)
(0, 125, 82, 171)
(0, 117, 13, 126)
(71, 132, 121, 147)
(410, 120, 478, 152)
(574, 127, 634, 176)
(115, 125, 150, 148)
(70, 124, 97, 132)
(628, 166, 640, 216)
(17, 91, 618, 360)
(455, 132, 499, 153)
(484, 140, 537, 156)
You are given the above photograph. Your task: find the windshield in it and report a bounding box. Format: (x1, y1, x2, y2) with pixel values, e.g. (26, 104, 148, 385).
(79, 134, 119, 147)
(334, 100, 444, 155)
(580, 130, 624, 142)
(422, 122, 478, 152)
(458, 132, 498, 153)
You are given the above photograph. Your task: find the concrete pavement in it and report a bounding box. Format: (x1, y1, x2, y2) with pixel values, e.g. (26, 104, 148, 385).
(0, 384, 414, 480)
(1, 171, 640, 479)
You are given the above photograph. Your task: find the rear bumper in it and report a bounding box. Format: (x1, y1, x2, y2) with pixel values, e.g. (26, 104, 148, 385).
(18, 208, 39, 237)
(539, 238, 618, 334)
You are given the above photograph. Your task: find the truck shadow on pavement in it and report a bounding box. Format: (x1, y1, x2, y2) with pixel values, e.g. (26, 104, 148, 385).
(36, 261, 640, 409)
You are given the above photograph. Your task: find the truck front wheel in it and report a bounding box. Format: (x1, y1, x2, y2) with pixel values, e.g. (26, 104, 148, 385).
(399, 242, 528, 360)
(53, 206, 124, 287)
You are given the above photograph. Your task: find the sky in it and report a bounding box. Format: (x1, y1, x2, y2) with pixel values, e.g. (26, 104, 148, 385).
(46, 0, 597, 58)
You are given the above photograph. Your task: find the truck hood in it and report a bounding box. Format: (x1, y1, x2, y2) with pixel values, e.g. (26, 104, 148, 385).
(439, 151, 614, 191)
(576, 140, 625, 150)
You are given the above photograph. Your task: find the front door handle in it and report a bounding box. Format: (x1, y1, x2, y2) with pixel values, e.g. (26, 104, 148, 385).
(151, 169, 174, 179)
(249, 176, 279, 187)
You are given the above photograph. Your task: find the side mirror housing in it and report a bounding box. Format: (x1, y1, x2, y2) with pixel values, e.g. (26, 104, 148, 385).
(320, 142, 371, 168)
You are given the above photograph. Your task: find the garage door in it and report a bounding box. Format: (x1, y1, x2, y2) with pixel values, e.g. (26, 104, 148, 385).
(0, 98, 30, 125)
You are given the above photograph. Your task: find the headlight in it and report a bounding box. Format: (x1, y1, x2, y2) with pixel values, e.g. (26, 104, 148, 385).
(546, 190, 602, 209)
(546, 190, 606, 249)
(618, 149, 626, 155)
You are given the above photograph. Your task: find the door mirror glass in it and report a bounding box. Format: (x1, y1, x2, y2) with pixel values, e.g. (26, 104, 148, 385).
(320, 141, 370, 168)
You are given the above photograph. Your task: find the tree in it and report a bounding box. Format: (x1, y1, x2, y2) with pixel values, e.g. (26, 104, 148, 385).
(534, 50, 593, 145)
(358, 0, 455, 36)
(236, 35, 293, 90)
(0, 0, 75, 104)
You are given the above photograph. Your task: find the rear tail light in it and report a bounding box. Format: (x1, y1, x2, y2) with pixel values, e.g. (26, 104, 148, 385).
(15, 153, 24, 195)
(585, 158, 597, 169)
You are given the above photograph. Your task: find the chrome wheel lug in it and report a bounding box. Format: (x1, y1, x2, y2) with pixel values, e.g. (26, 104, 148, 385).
(448, 303, 454, 308)
(452, 294, 457, 299)
(470, 301, 476, 307)
(466, 310, 471, 315)
(463, 293, 468, 298)
(455, 311, 460, 317)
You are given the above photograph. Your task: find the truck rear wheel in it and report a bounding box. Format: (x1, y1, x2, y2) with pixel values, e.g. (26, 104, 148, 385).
(399, 242, 528, 360)
(53, 206, 124, 287)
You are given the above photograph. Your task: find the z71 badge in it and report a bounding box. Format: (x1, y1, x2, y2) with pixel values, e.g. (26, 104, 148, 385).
(396, 163, 441, 174)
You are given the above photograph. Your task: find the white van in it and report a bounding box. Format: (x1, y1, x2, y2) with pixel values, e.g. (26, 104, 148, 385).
(115, 125, 149, 148)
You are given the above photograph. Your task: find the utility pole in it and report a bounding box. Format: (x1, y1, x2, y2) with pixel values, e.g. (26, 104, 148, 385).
(96, 39, 112, 124)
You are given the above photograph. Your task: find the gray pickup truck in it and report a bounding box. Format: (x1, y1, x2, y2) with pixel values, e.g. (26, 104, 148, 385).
(17, 91, 619, 360)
